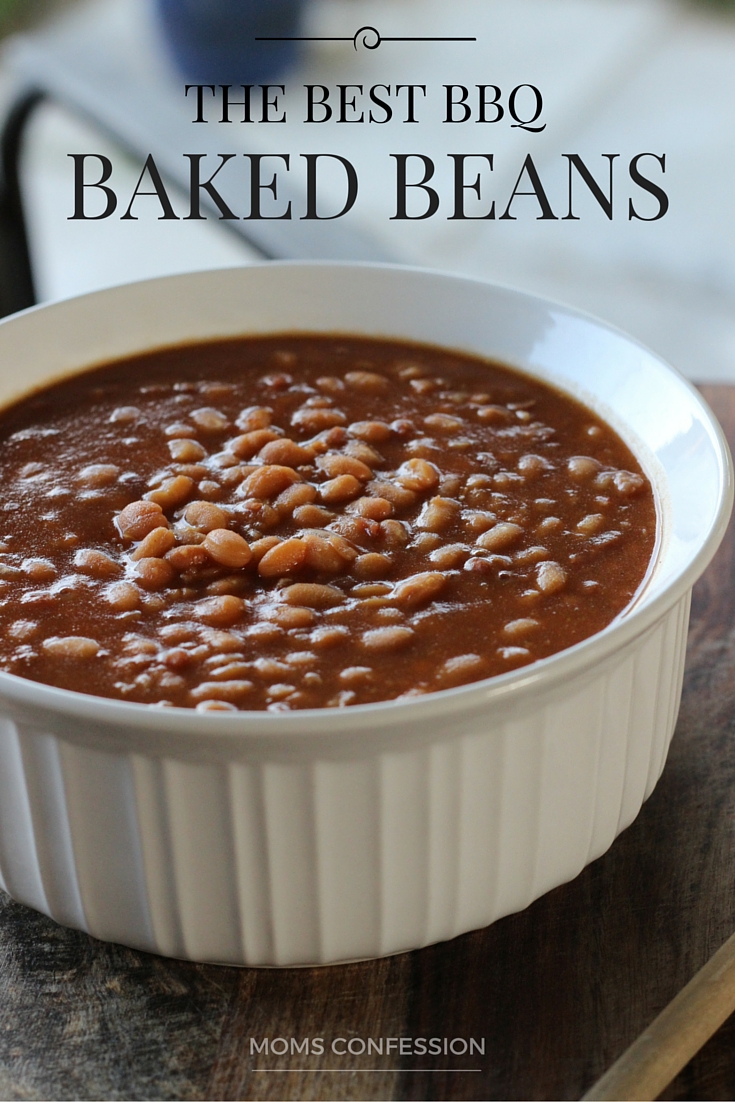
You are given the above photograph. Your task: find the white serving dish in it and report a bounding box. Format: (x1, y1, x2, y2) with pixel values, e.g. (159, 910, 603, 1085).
(0, 264, 730, 967)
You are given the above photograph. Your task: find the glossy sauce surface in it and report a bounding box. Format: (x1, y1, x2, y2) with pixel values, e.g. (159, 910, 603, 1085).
(0, 336, 656, 711)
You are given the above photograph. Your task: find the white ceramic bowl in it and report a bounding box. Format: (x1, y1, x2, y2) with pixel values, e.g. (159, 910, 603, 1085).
(0, 264, 730, 966)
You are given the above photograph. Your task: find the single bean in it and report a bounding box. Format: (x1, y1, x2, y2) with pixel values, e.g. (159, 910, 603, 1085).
(348, 420, 393, 444)
(608, 470, 644, 496)
(344, 370, 389, 392)
(303, 533, 347, 573)
(348, 496, 393, 520)
(164, 422, 197, 438)
(168, 439, 207, 462)
(493, 472, 524, 490)
(344, 440, 384, 466)
(340, 666, 373, 683)
(263, 363, 293, 380)
(77, 463, 119, 487)
(317, 453, 373, 481)
(391, 571, 446, 608)
(514, 545, 549, 565)
(159, 623, 197, 642)
(504, 618, 539, 638)
(268, 683, 297, 700)
(116, 500, 168, 540)
(131, 528, 177, 560)
(145, 476, 195, 510)
(43, 635, 100, 659)
(380, 519, 410, 548)
(329, 515, 379, 547)
(252, 657, 291, 680)
(203, 529, 252, 568)
(281, 583, 345, 608)
(133, 557, 175, 590)
(197, 480, 223, 500)
(413, 532, 442, 552)
(464, 511, 498, 535)
(396, 362, 426, 379)
(184, 500, 229, 532)
(466, 474, 494, 489)
(316, 375, 344, 393)
(577, 513, 605, 535)
(537, 516, 562, 534)
(208, 451, 240, 470)
(536, 561, 567, 594)
(7, 619, 38, 640)
(568, 456, 601, 480)
(241, 465, 301, 499)
(395, 458, 440, 493)
(195, 699, 239, 712)
(105, 581, 140, 610)
(259, 438, 314, 467)
(292, 503, 335, 527)
(319, 474, 362, 504)
(166, 544, 210, 571)
(353, 552, 392, 579)
(439, 654, 486, 683)
(236, 406, 272, 432)
(219, 466, 248, 488)
(209, 662, 253, 681)
(498, 646, 532, 663)
(236, 499, 279, 530)
(410, 378, 437, 395)
(267, 604, 317, 628)
(361, 626, 414, 650)
(200, 628, 244, 652)
(417, 496, 460, 532)
(476, 405, 512, 423)
(475, 522, 523, 552)
(109, 406, 139, 424)
(353, 586, 393, 603)
(310, 625, 350, 648)
(173, 464, 209, 482)
(429, 543, 470, 568)
(191, 679, 253, 702)
(21, 557, 57, 581)
(258, 538, 307, 578)
(291, 407, 347, 432)
(305, 426, 349, 454)
(424, 413, 463, 433)
(194, 595, 245, 626)
(518, 454, 552, 478)
(439, 473, 463, 496)
(190, 407, 229, 432)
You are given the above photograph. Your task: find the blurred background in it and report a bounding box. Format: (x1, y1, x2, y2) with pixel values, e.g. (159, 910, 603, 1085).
(0, 0, 733, 383)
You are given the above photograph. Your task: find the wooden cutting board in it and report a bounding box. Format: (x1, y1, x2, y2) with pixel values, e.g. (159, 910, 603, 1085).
(1, 385, 734, 1102)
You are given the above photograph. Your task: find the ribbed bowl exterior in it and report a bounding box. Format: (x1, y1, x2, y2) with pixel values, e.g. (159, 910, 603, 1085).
(0, 595, 689, 967)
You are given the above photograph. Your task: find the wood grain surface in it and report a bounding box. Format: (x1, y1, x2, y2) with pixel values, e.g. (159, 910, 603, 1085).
(1, 385, 734, 1102)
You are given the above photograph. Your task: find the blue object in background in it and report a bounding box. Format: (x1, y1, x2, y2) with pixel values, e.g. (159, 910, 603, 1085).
(156, 0, 304, 84)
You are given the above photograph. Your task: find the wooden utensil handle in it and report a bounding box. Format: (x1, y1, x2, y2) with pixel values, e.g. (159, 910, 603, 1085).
(583, 927, 735, 1100)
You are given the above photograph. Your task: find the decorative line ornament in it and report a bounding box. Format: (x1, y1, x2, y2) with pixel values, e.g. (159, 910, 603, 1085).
(255, 27, 476, 50)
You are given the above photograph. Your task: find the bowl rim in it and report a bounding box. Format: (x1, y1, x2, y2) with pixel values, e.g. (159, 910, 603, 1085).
(0, 260, 730, 742)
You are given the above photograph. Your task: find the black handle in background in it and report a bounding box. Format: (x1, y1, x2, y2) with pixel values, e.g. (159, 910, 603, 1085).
(0, 88, 42, 318)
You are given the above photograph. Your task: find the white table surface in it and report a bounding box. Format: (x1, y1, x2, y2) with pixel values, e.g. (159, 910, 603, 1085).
(8, 0, 735, 382)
